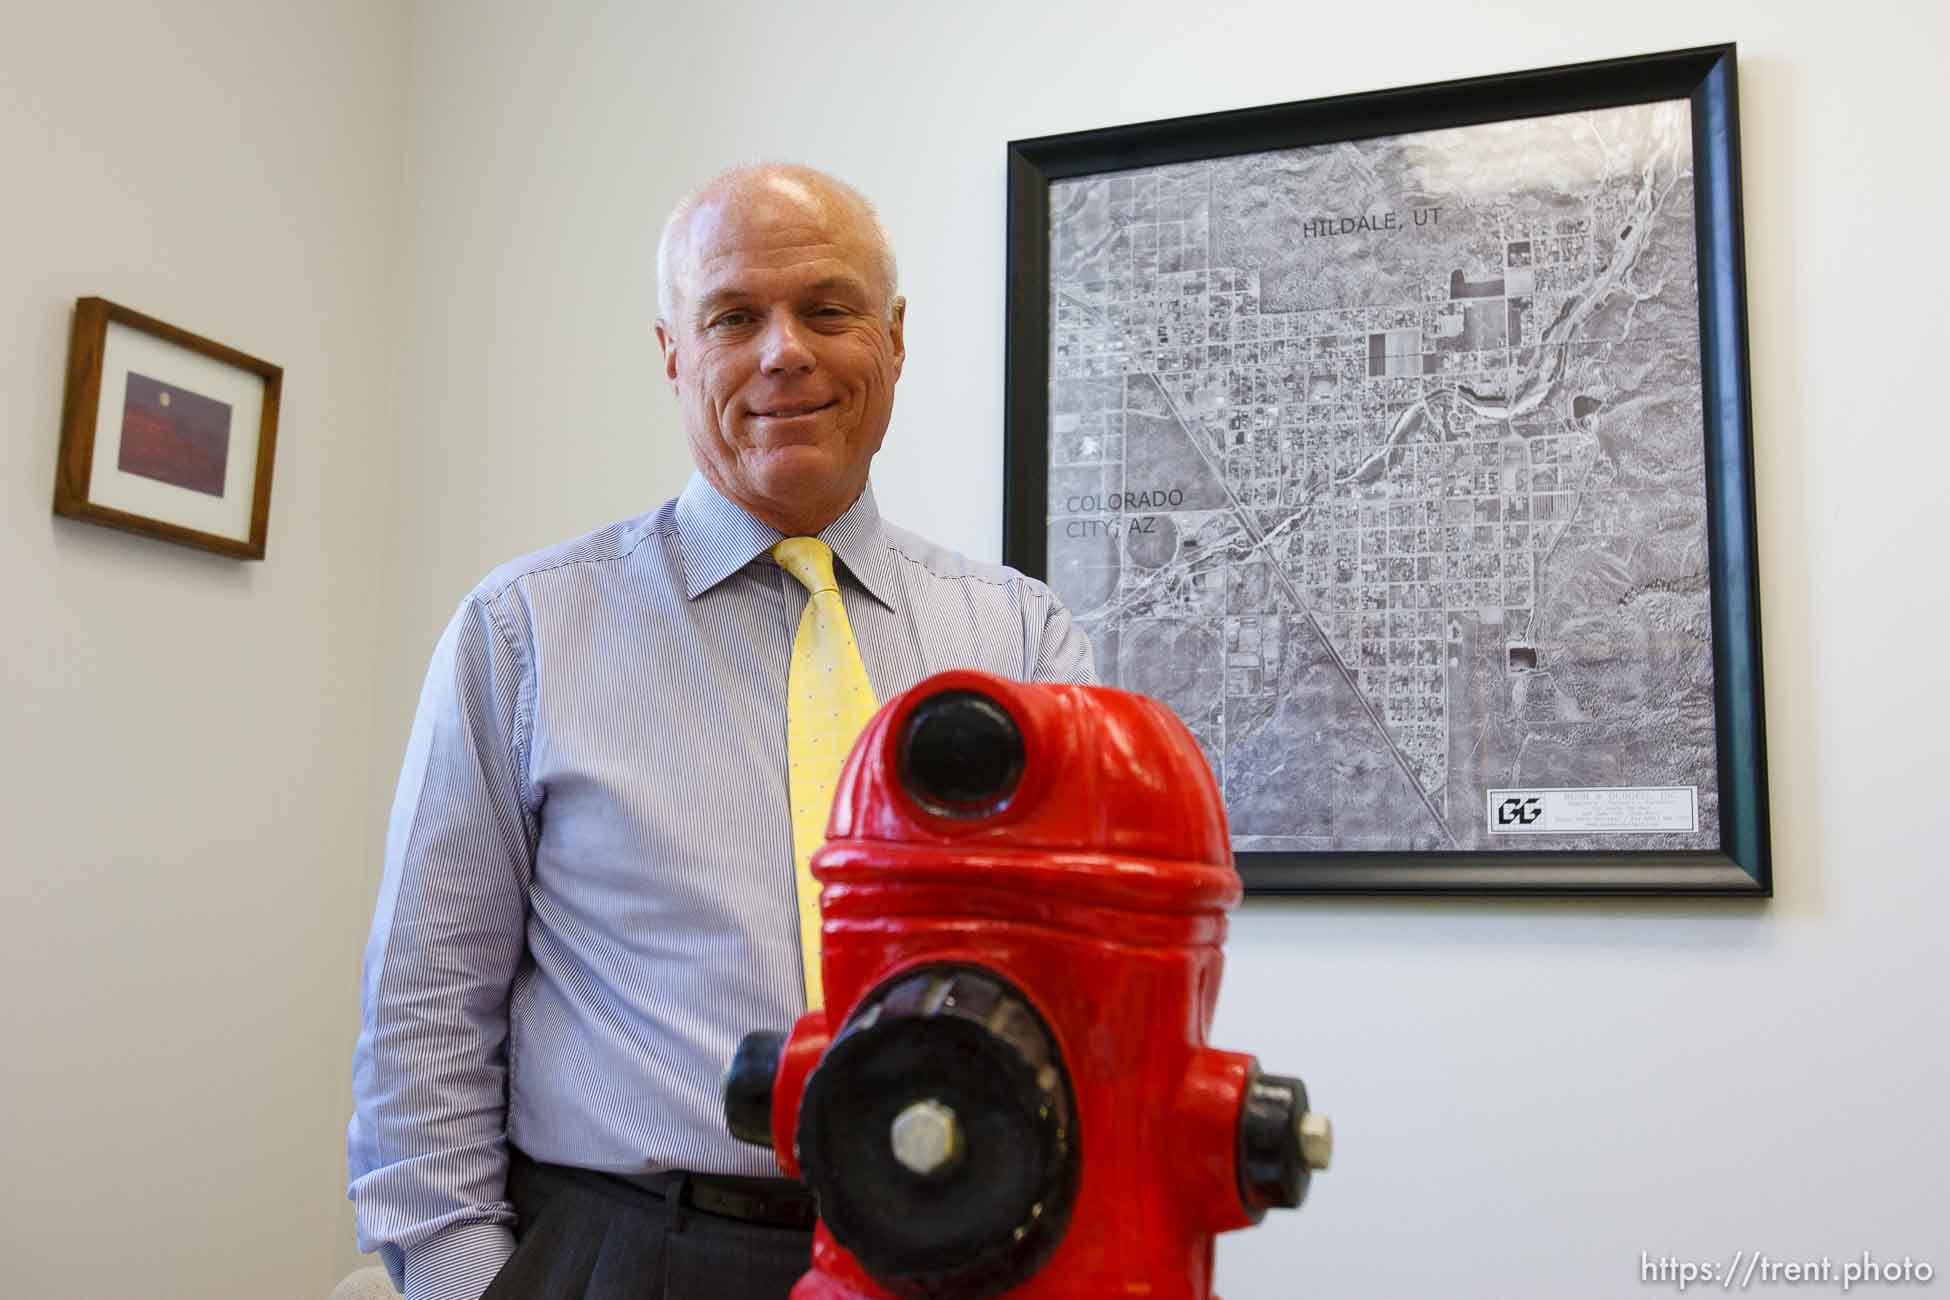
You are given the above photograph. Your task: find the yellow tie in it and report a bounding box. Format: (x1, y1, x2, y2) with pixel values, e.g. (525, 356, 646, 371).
(773, 537, 878, 1010)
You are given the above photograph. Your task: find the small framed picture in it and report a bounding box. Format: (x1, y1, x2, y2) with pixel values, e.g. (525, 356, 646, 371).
(53, 297, 283, 559)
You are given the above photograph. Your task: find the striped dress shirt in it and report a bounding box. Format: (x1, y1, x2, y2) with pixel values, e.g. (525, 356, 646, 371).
(347, 474, 1096, 1300)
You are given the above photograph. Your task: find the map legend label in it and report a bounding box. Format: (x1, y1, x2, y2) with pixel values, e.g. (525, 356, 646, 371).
(1488, 787, 1698, 835)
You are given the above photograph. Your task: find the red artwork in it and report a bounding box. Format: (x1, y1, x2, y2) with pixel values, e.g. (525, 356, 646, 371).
(118, 371, 230, 497)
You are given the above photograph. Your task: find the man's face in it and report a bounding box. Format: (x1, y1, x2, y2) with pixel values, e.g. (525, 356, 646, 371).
(656, 178, 906, 536)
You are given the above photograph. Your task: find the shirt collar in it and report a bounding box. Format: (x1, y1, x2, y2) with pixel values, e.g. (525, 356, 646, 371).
(674, 472, 900, 610)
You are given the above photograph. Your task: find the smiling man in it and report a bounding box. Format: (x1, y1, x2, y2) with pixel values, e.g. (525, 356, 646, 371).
(656, 168, 905, 538)
(347, 164, 1095, 1300)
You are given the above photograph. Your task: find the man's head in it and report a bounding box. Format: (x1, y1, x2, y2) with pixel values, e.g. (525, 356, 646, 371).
(655, 164, 906, 537)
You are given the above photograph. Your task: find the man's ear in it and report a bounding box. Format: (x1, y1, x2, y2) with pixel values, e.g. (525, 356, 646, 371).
(888, 296, 907, 381)
(655, 319, 679, 385)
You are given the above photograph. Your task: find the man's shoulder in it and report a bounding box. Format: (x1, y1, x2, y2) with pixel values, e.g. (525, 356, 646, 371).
(876, 519, 1056, 600)
(468, 501, 678, 608)
(872, 516, 1095, 683)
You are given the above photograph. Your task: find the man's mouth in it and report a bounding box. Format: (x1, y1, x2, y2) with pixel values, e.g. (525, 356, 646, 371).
(752, 400, 835, 419)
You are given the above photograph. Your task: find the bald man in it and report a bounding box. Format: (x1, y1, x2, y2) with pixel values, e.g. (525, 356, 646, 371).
(347, 165, 1095, 1300)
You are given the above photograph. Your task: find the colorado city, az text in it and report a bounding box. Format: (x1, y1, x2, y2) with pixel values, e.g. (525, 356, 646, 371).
(1060, 488, 1185, 539)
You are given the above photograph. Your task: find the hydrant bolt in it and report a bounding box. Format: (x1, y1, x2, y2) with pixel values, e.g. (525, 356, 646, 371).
(891, 1098, 962, 1175)
(1298, 1111, 1333, 1171)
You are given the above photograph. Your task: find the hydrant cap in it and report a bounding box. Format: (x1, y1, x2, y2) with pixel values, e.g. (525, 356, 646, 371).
(826, 669, 1232, 869)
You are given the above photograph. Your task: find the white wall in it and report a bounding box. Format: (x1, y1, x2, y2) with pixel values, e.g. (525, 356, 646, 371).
(381, 1, 1949, 1296)
(0, 3, 407, 1297)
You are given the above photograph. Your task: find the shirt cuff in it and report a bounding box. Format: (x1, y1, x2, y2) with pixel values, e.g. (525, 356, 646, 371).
(403, 1220, 517, 1300)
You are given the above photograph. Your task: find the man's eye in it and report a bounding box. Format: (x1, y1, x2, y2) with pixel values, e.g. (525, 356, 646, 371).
(710, 311, 753, 330)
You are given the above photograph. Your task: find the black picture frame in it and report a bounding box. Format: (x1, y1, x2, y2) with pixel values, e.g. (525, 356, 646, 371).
(1004, 45, 1768, 895)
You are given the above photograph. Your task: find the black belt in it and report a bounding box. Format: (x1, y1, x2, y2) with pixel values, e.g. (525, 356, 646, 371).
(623, 1168, 819, 1230)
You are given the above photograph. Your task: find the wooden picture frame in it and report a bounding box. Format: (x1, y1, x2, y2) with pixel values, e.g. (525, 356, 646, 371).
(54, 297, 283, 560)
(1005, 46, 1769, 895)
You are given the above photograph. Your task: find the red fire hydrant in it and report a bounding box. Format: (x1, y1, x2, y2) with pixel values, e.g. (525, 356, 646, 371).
(724, 669, 1330, 1299)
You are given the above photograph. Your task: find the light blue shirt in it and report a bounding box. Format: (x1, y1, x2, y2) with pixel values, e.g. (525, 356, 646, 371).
(348, 475, 1095, 1300)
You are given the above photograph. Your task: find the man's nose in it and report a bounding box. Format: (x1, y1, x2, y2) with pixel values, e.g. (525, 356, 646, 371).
(759, 310, 816, 374)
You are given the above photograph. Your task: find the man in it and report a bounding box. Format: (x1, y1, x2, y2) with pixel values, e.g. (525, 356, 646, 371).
(347, 163, 1095, 1300)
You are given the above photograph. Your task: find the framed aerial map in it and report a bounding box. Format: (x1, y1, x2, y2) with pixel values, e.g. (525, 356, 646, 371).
(1004, 45, 1769, 894)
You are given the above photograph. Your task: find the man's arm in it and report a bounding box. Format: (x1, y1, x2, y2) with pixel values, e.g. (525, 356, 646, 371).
(1027, 580, 1098, 686)
(349, 595, 534, 1300)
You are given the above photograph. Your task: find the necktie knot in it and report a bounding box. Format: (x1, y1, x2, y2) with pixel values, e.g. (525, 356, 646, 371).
(772, 536, 840, 597)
